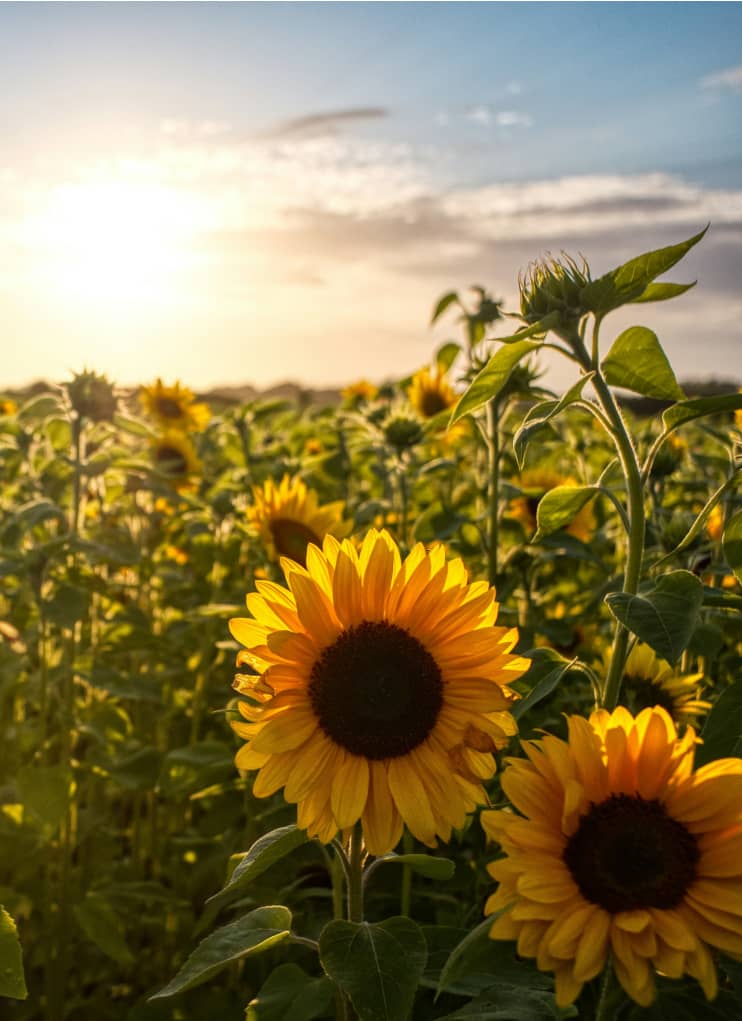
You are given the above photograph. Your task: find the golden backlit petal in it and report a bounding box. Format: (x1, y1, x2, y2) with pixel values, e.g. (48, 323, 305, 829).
(387, 757, 437, 846)
(252, 753, 295, 797)
(331, 754, 370, 829)
(653, 941, 685, 978)
(516, 871, 575, 903)
(553, 967, 584, 1008)
(249, 707, 317, 754)
(332, 548, 364, 627)
(488, 911, 520, 941)
(362, 762, 403, 856)
(689, 879, 742, 915)
(305, 543, 335, 597)
(288, 572, 341, 647)
(501, 762, 558, 824)
(635, 709, 677, 799)
(686, 941, 718, 1000)
(234, 744, 270, 770)
(362, 532, 401, 618)
(266, 629, 318, 664)
(567, 715, 607, 802)
(573, 910, 610, 982)
(284, 735, 337, 802)
(517, 920, 547, 958)
(613, 957, 655, 1007)
(229, 617, 269, 649)
(696, 832, 742, 877)
(648, 908, 699, 951)
(547, 902, 599, 957)
(614, 910, 651, 933)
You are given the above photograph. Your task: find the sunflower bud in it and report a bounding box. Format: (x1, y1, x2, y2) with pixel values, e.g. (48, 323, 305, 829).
(383, 413, 424, 453)
(64, 370, 118, 423)
(519, 254, 591, 345)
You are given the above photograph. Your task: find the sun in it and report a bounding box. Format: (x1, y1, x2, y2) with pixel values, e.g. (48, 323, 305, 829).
(27, 173, 200, 310)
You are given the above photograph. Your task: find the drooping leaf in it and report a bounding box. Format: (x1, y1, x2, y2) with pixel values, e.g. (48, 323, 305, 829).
(431, 291, 460, 325)
(435, 341, 462, 374)
(696, 681, 742, 766)
(73, 893, 134, 965)
(16, 764, 71, 829)
(605, 571, 704, 664)
(581, 227, 707, 315)
(450, 341, 543, 425)
(533, 485, 599, 541)
(662, 392, 742, 431)
(206, 825, 308, 913)
(722, 510, 742, 584)
(602, 326, 685, 400)
(0, 906, 27, 1000)
(512, 651, 576, 720)
(245, 963, 334, 1021)
(319, 917, 427, 1021)
(150, 905, 292, 999)
(371, 854, 455, 881)
(512, 374, 594, 469)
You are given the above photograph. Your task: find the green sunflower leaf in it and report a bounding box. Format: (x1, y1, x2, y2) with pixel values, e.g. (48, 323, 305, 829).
(319, 916, 427, 1021)
(0, 906, 27, 1000)
(206, 825, 308, 913)
(16, 764, 71, 830)
(435, 341, 462, 373)
(696, 680, 742, 767)
(533, 485, 599, 541)
(601, 326, 685, 400)
(431, 291, 460, 325)
(370, 853, 456, 881)
(73, 893, 134, 965)
(722, 510, 742, 584)
(245, 963, 334, 1021)
(512, 374, 595, 469)
(605, 571, 704, 665)
(150, 905, 292, 999)
(629, 280, 696, 304)
(662, 392, 742, 431)
(435, 982, 567, 1020)
(450, 340, 544, 425)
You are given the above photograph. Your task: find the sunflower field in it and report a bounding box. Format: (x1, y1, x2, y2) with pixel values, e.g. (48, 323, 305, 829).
(2, 230, 742, 1021)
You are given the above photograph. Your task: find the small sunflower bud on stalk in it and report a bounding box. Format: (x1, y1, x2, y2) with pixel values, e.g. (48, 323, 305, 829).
(519, 254, 592, 356)
(383, 413, 424, 454)
(64, 370, 118, 423)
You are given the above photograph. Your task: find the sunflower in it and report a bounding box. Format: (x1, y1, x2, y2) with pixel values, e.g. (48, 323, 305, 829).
(151, 430, 201, 488)
(140, 379, 210, 431)
(483, 706, 742, 1007)
(705, 503, 724, 544)
(229, 529, 527, 855)
(408, 367, 457, 419)
(509, 467, 596, 542)
(610, 644, 711, 727)
(247, 475, 352, 568)
(342, 379, 379, 403)
(736, 388, 742, 430)
(0, 398, 17, 416)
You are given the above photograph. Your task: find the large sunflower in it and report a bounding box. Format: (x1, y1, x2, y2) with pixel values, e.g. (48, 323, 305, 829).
(509, 467, 596, 542)
(408, 367, 457, 419)
(140, 378, 210, 431)
(483, 706, 742, 1007)
(609, 644, 710, 727)
(229, 529, 527, 855)
(248, 475, 352, 568)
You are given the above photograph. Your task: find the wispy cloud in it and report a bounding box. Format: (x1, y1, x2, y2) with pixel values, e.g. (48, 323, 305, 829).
(495, 111, 532, 128)
(700, 65, 742, 92)
(264, 107, 389, 138)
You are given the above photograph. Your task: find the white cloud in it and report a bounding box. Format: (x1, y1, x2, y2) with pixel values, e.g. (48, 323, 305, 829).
(700, 65, 742, 92)
(466, 105, 492, 126)
(495, 111, 533, 128)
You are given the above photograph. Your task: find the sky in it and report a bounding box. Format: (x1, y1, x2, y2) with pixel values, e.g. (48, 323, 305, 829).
(2, 2, 741, 394)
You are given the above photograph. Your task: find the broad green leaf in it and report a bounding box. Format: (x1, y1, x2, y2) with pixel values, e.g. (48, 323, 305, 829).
(18, 394, 64, 420)
(73, 894, 134, 965)
(512, 374, 594, 469)
(581, 227, 707, 314)
(623, 976, 741, 1019)
(245, 964, 334, 1021)
(372, 854, 455, 881)
(450, 341, 543, 425)
(605, 571, 704, 664)
(112, 413, 156, 439)
(319, 917, 427, 1021)
(431, 291, 460, 325)
(722, 510, 742, 584)
(696, 681, 742, 766)
(44, 583, 91, 629)
(435, 982, 566, 1020)
(602, 326, 684, 400)
(435, 341, 462, 374)
(437, 917, 552, 1000)
(150, 905, 292, 999)
(630, 281, 696, 304)
(662, 392, 742, 431)
(0, 906, 27, 999)
(206, 825, 308, 912)
(533, 485, 599, 541)
(17, 765, 71, 829)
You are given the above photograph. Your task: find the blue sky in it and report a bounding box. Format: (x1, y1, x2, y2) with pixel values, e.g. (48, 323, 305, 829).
(2, 2, 741, 390)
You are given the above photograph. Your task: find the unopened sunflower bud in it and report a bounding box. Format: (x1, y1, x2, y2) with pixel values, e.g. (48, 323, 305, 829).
(519, 254, 591, 345)
(65, 370, 118, 423)
(383, 413, 424, 453)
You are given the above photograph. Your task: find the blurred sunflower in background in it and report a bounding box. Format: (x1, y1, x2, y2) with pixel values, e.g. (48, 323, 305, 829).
(151, 430, 201, 489)
(509, 467, 596, 542)
(408, 366, 457, 418)
(229, 529, 527, 854)
(248, 474, 352, 568)
(341, 379, 379, 404)
(483, 706, 742, 1007)
(611, 644, 711, 727)
(140, 378, 210, 431)
(0, 398, 18, 416)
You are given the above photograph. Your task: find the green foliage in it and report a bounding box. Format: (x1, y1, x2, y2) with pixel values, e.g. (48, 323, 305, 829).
(606, 571, 704, 664)
(602, 326, 685, 400)
(245, 963, 334, 1021)
(450, 340, 543, 424)
(696, 681, 742, 765)
(0, 906, 27, 1000)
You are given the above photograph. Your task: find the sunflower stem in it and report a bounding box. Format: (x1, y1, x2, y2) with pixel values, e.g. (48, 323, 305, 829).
(347, 822, 365, 924)
(400, 830, 413, 917)
(485, 398, 500, 587)
(594, 957, 616, 1021)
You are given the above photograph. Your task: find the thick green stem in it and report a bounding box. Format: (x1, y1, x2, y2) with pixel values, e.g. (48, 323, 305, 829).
(400, 830, 413, 917)
(594, 958, 616, 1021)
(587, 324, 645, 711)
(347, 822, 364, 923)
(486, 399, 500, 586)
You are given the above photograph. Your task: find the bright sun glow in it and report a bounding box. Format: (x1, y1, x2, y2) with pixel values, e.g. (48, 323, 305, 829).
(25, 174, 202, 310)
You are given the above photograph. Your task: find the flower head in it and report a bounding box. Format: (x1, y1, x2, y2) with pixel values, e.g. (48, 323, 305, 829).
(408, 367, 457, 419)
(140, 379, 210, 431)
(342, 379, 379, 404)
(0, 398, 17, 417)
(612, 644, 710, 727)
(151, 430, 201, 489)
(229, 529, 527, 854)
(483, 706, 742, 1007)
(248, 475, 352, 568)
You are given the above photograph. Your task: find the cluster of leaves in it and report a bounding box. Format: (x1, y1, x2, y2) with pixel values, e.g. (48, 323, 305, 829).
(0, 229, 741, 1020)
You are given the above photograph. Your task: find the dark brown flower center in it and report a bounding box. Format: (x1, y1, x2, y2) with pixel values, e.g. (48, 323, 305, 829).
(420, 389, 450, 417)
(155, 446, 188, 475)
(156, 397, 186, 419)
(563, 794, 699, 913)
(269, 518, 321, 567)
(308, 621, 443, 759)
